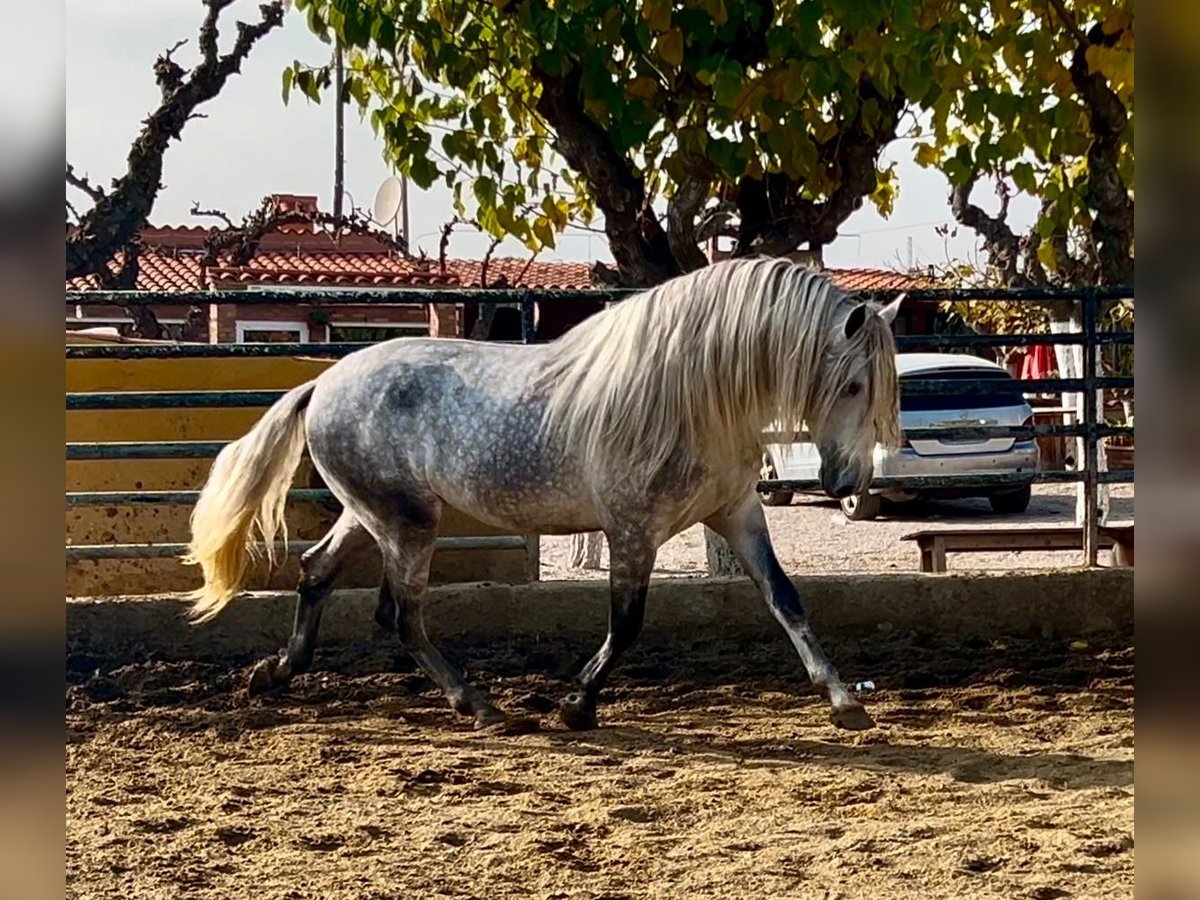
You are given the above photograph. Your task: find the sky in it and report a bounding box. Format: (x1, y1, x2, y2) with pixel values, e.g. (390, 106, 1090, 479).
(65, 0, 1037, 271)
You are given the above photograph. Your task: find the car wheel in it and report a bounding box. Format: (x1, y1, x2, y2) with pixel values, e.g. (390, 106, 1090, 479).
(759, 455, 794, 507)
(841, 492, 882, 521)
(989, 485, 1032, 515)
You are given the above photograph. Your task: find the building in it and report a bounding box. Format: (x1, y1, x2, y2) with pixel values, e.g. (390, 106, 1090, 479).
(66, 193, 933, 342)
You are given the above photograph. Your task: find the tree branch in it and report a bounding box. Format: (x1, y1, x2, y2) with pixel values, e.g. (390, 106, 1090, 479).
(949, 171, 1031, 288)
(479, 235, 503, 287)
(198, 194, 410, 268)
(665, 160, 716, 273)
(694, 200, 739, 244)
(733, 83, 903, 257)
(66, 1, 285, 281)
(437, 217, 459, 276)
(533, 64, 679, 286)
(1069, 23, 1134, 286)
(65, 164, 105, 203)
(189, 202, 235, 228)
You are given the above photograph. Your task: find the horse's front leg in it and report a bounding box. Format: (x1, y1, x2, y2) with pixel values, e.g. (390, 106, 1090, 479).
(560, 529, 656, 730)
(705, 493, 874, 731)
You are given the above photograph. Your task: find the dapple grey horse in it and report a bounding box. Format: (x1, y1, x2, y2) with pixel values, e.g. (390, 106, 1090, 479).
(186, 257, 902, 732)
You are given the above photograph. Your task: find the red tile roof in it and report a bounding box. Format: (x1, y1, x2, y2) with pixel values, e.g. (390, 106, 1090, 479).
(65, 249, 203, 293)
(824, 267, 928, 292)
(444, 257, 596, 290)
(65, 223, 926, 295)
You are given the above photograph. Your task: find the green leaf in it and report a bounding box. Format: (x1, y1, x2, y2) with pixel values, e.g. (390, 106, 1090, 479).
(473, 176, 498, 208)
(409, 156, 440, 190)
(532, 216, 557, 249)
(713, 61, 744, 109)
(1011, 161, 1037, 194)
(281, 68, 294, 105)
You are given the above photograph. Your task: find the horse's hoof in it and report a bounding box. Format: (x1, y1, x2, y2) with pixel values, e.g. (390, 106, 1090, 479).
(246, 658, 284, 697)
(831, 701, 876, 731)
(559, 693, 598, 731)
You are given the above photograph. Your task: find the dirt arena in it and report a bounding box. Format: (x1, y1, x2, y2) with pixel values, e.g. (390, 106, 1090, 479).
(67, 629, 1134, 899)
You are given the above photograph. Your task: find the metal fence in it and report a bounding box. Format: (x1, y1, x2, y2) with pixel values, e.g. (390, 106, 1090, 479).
(66, 284, 1133, 568)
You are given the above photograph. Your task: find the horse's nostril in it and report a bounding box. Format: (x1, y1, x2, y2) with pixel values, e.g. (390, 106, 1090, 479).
(834, 484, 853, 499)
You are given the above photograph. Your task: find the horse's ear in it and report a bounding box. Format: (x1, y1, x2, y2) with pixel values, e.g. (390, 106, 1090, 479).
(844, 303, 868, 339)
(877, 293, 905, 325)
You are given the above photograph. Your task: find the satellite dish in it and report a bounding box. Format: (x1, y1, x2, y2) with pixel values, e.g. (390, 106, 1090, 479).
(372, 176, 404, 227)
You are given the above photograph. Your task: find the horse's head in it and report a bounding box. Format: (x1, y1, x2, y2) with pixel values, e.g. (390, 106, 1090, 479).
(807, 295, 903, 499)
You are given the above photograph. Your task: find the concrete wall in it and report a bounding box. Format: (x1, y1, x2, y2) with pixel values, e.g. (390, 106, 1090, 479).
(66, 332, 533, 596)
(67, 568, 1133, 666)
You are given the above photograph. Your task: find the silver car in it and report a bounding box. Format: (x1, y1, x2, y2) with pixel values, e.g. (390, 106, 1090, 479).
(760, 353, 1040, 520)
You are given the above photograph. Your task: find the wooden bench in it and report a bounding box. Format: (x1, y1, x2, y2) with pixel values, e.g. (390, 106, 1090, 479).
(900, 526, 1127, 573)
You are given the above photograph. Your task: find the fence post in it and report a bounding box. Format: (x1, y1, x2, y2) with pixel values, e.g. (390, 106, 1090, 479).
(704, 527, 744, 577)
(520, 291, 536, 343)
(1082, 290, 1100, 566)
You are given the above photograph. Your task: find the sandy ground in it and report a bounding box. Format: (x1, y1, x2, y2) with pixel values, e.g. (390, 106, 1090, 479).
(539, 484, 1135, 579)
(67, 631, 1134, 899)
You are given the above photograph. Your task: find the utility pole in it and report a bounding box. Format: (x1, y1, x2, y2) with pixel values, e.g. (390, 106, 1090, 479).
(332, 40, 345, 220)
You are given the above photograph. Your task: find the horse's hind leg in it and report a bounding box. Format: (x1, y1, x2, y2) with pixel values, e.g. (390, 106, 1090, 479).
(705, 493, 874, 731)
(247, 511, 372, 696)
(376, 524, 520, 731)
(560, 527, 656, 730)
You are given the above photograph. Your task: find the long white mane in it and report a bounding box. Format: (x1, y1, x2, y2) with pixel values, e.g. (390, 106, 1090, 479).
(538, 257, 901, 478)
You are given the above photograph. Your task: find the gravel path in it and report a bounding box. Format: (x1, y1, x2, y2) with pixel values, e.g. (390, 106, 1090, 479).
(539, 484, 1134, 580)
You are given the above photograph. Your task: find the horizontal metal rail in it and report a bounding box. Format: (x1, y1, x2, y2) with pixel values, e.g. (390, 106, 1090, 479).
(64, 331, 1135, 361)
(895, 332, 1133, 350)
(66, 420, 1133, 460)
(66, 535, 529, 561)
(68, 441, 228, 459)
(761, 471, 1132, 493)
(68, 390, 288, 410)
(65, 467, 1132, 514)
(65, 342, 375, 360)
(65, 285, 1134, 307)
(66, 377, 1136, 412)
(67, 489, 335, 506)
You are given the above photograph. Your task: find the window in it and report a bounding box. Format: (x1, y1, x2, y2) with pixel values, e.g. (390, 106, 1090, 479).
(326, 322, 428, 343)
(235, 320, 310, 343)
(900, 369, 1026, 412)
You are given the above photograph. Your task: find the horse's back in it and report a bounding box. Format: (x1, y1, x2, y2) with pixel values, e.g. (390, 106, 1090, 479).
(302, 337, 596, 531)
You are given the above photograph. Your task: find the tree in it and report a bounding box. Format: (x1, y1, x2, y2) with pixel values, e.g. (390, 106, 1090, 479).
(66, 0, 286, 287)
(281, 0, 988, 286)
(910, 0, 1133, 527)
(914, 0, 1133, 296)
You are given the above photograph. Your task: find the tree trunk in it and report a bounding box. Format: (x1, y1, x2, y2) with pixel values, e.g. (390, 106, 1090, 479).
(704, 527, 743, 577)
(568, 531, 604, 570)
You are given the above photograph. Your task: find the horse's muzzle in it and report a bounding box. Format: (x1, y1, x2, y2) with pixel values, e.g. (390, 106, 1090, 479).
(818, 446, 864, 499)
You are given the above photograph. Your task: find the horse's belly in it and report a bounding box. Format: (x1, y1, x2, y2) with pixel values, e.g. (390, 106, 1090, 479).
(425, 445, 602, 536)
(435, 484, 601, 535)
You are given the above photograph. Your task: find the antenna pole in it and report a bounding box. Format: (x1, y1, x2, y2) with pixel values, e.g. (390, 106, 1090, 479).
(400, 175, 410, 249)
(333, 40, 345, 220)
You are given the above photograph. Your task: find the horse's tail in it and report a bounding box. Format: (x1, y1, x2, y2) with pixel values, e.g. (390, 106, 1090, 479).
(184, 380, 317, 623)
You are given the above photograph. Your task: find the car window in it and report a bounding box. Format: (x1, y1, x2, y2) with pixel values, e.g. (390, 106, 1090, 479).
(900, 368, 1027, 411)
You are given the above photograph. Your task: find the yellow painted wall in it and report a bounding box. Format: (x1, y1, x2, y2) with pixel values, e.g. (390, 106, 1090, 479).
(66, 333, 535, 596)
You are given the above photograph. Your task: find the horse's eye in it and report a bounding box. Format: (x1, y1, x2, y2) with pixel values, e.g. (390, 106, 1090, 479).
(845, 382, 862, 398)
